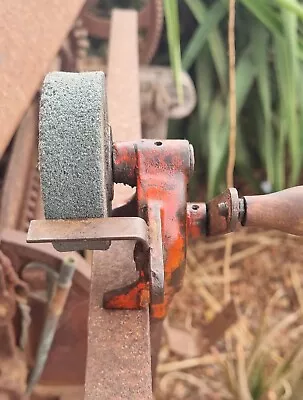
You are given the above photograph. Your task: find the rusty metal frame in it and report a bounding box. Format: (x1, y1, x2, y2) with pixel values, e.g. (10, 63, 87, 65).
(0, 100, 42, 231)
(84, 10, 153, 400)
(1, 229, 91, 393)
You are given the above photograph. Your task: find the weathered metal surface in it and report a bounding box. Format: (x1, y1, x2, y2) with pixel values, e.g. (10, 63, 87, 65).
(136, 140, 193, 319)
(0, 355, 27, 400)
(27, 217, 149, 251)
(110, 140, 194, 319)
(1, 230, 90, 290)
(33, 384, 85, 399)
(202, 186, 303, 237)
(138, 0, 164, 63)
(1, 230, 90, 387)
(187, 202, 207, 239)
(84, 9, 152, 400)
(107, 10, 141, 207)
(82, 0, 163, 64)
(107, 11, 141, 138)
(26, 259, 76, 395)
(60, 19, 89, 72)
(148, 202, 165, 305)
(206, 188, 240, 236)
(27, 288, 89, 386)
(0, 251, 29, 298)
(150, 318, 164, 384)
(0, 100, 42, 231)
(0, 263, 16, 358)
(0, 0, 86, 158)
(140, 67, 197, 139)
(85, 242, 153, 400)
(0, 255, 27, 399)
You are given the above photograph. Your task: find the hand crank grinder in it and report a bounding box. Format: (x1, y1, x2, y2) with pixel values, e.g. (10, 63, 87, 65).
(28, 71, 303, 320)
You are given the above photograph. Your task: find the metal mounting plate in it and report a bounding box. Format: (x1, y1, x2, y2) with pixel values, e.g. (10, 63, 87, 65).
(27, 217, 149, 251)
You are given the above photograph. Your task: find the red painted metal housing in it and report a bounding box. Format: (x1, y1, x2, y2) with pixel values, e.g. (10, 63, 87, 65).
(106, 140, 194, 319)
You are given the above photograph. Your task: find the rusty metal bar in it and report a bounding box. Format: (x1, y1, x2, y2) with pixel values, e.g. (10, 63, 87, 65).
(0, 100, 40, 230)
(26, 258, 76, 396)
(107, 9, 141, 208)
(0, 0, 86, 158)
(107, 13, 141, 141)
(84, 10, 153, 400)
(85, 242, 152, 400)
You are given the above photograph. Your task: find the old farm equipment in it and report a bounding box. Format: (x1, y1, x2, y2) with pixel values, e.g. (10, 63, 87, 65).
(2, 2, 303, 400)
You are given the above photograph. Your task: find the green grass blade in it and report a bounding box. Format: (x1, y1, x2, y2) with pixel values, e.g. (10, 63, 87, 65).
(164, 0, 183, 102)
(235, 47, 257, 114)
(235, 125, 258, 192)
(240, 0, 283, 36)
(184, 0, 205, 21)
(196, 47, 214, 125)
(206, 46, 256, 198)
(251, 25, 275, 187)
(182, 1, 228, 71)
(281, 4, 301, 186)
(185, 0, 228, 92)
(207, 97, 229, 199)
(274, 38, 288, 190)
(234, 47, 258, 189)
(275, 0, 303, 19)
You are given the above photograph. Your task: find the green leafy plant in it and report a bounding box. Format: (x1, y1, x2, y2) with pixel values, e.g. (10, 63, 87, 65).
(164, 0, 303, 199)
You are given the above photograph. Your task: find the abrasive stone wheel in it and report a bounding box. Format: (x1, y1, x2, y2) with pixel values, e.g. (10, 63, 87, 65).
(39, 71, 113, 249)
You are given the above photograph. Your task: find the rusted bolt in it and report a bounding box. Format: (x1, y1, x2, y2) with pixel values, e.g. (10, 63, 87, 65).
(218, 202, 229, 217)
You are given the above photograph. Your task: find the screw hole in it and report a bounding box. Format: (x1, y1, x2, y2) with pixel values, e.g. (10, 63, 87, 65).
(192, 204, 199, 211)
(154, 141, 162, 146)
(15, 285, 27, 297)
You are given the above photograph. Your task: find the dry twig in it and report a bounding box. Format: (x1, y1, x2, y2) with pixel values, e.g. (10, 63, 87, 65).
(224, 0, 237, 303)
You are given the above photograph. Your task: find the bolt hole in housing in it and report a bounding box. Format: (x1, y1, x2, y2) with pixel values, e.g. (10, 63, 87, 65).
(154, 141, 162, 146)
(14, 285, 27, 297)
(192, 204, 199, 211)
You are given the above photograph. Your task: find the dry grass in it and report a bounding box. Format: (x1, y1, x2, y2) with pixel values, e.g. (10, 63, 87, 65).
(155, 229, 303, 400)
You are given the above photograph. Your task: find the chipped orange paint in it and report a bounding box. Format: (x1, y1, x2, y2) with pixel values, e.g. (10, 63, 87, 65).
(187, 202, 207, 239)
(105, 140, 194, 319)
(103, 272, 148, 309)
(136, 140, 191, 319)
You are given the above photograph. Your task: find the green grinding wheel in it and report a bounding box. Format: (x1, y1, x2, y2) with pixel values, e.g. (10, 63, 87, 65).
(39, 71, 113, 250)
(39, 71, 113, 221)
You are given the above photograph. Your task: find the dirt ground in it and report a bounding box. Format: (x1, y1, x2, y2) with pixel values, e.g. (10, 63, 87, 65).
(155, 229, 303, 400)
